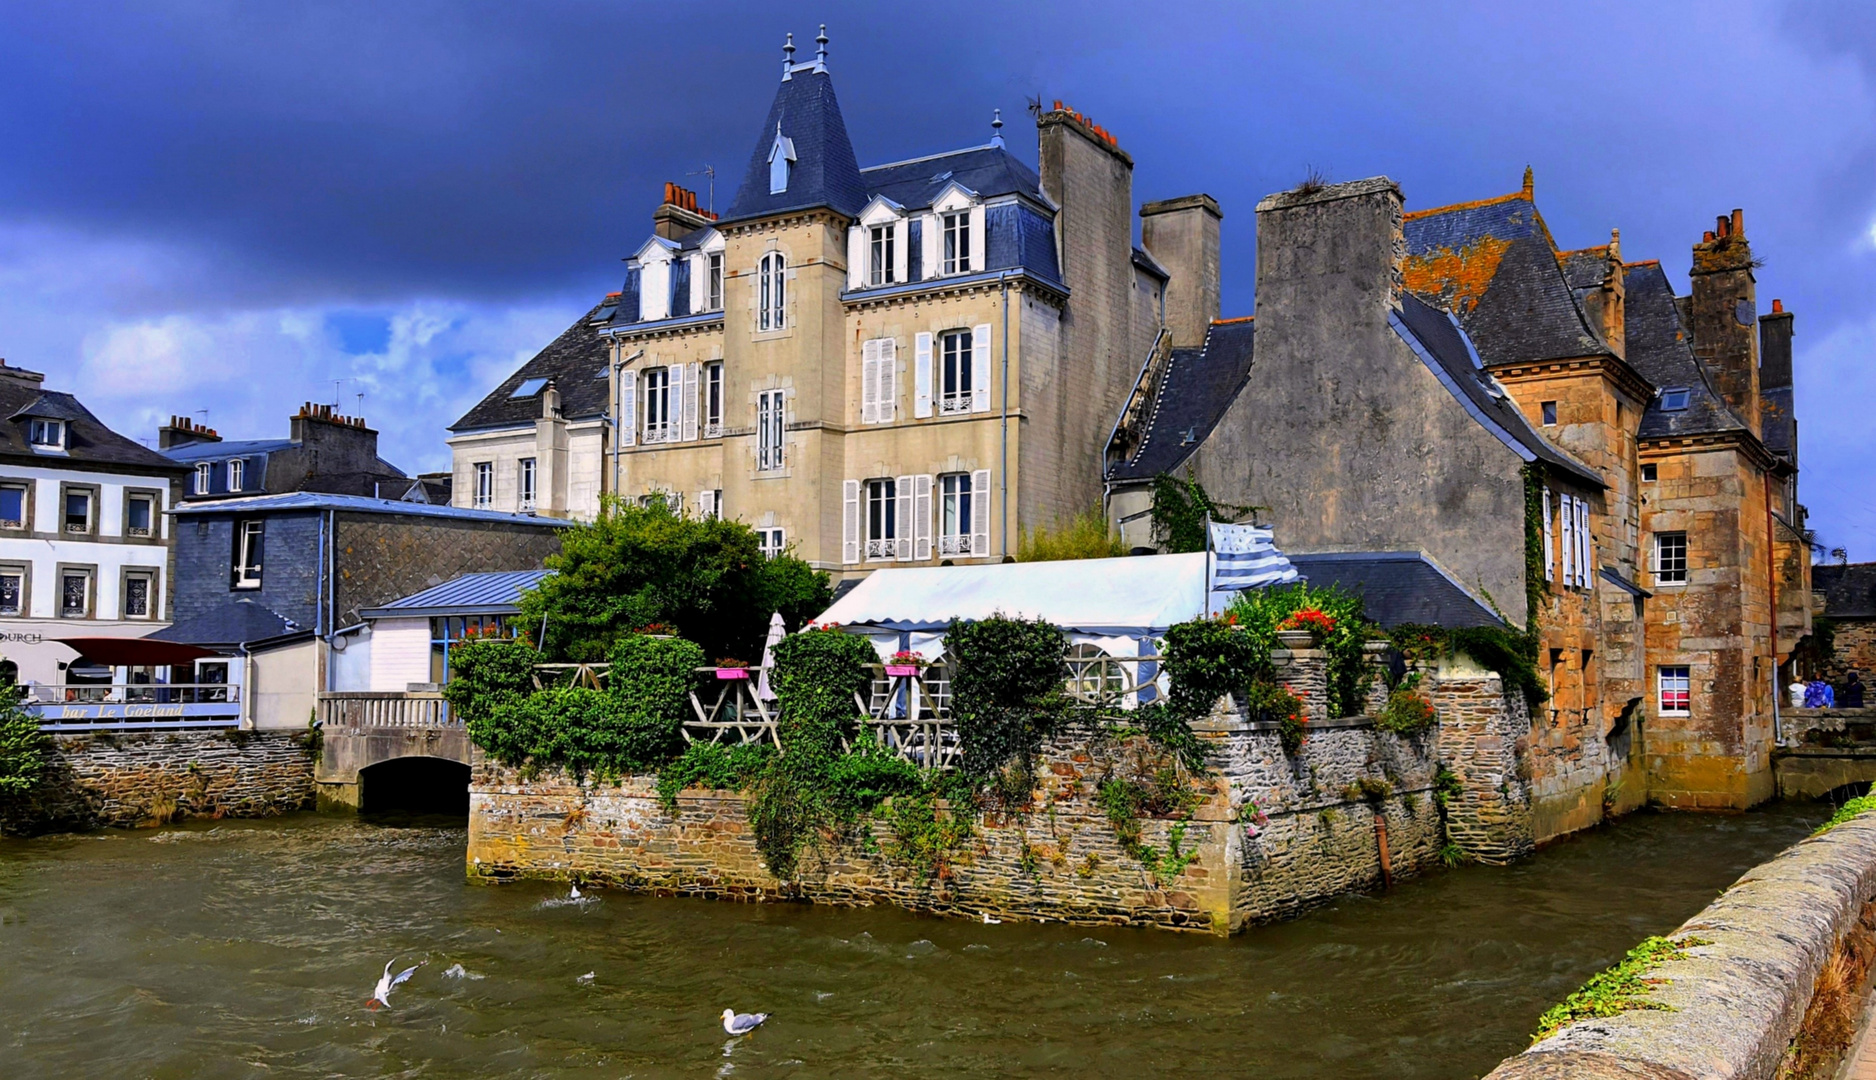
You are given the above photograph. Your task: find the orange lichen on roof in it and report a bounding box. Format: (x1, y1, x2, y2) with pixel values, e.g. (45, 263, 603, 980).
(1556, 244, 1611, 260)
(1622, 259, 1661, 268)
(1211, 315, 1255, 325)
(1401, 235, 1513, 314)
(1401, 189, 1529, 222)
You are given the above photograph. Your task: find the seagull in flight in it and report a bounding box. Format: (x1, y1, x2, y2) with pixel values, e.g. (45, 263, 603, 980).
(368, 958, 423, 1010)
(721, 1008, 768, 1035)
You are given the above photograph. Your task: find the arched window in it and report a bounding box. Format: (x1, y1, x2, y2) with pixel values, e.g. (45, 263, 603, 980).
(758, 252, 786, 332)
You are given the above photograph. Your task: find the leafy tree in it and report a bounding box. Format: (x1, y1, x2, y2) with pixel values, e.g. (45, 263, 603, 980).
(0, 683, 50, 798)
(517, 496, 830, 663)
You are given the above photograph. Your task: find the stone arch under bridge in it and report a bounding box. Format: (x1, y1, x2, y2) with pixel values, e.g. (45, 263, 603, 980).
(314, 693, 470, 814)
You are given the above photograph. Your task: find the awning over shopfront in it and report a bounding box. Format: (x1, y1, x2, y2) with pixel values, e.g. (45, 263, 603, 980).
(53, 637, 219, 667)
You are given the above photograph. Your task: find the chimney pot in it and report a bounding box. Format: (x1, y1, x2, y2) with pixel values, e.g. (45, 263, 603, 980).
(1731, 208, 1744, 237)
(1772, 298, 1784, 313)
(1703, 230, 1716, 243)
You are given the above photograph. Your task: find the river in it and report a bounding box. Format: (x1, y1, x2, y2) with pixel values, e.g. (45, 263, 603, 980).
(0, 803, 1820, 1079)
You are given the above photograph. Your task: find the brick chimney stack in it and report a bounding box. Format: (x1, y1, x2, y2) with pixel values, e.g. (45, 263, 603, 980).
(1687, 208, 1761, 436)
(1141, 194, 1223, 348)
(653, 182, 717, 240)
(158, 414, 221, 449)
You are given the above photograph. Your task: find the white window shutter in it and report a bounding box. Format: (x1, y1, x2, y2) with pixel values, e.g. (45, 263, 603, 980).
(1541, 486, 1553, 582)
(1578, 498, 1593, 587)
(842, 480, 860, 564)
(690, 254, 704, 314)
(969, 203, 987, 273)
(682, 362, 700, 441)
(1560, 495, 1573, 586)
(895, 475, 914, 560)
(847, 226, 865, 290)
(970, 469, 991, 558)
(618, 372, 636, 447)
(893, 221, 909, 283)
(699, 489, 716, 519)
(914, 332, 933, 418)
(861, 339, 879, 424)
(913, 473, 933, 560)
(665, 364, 683, 441)
(971, 323, 991, 412)
(921, 213, 939, 281)
(878, 338, 897, 422)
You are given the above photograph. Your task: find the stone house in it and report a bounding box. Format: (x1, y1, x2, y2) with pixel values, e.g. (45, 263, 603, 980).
(447, 30, 1214, 578)
(159, 403, 412, 503)
(1812, 563, 1876, 683)
(1107, 173, 1811, 834)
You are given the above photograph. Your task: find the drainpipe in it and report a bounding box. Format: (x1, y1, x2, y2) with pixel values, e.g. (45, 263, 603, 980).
(1765, 471, 1781, 745)
(611, 347, 645, 502)
(999, 272, 1010, 559)
(239, 643, 253, 731)
(324, 509, 336, 693)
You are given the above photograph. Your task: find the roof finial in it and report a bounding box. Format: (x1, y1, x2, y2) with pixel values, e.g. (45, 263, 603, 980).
(1522, 165, 1534, 199)
(1609, 227, 1621, 260)
(814, 24, 828, 72)
(781, 32, 795, 81)
(990, 108, 1004, 148)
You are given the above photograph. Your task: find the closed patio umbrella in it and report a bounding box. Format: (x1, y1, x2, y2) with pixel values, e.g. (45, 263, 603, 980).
(755, 612, 785, 701)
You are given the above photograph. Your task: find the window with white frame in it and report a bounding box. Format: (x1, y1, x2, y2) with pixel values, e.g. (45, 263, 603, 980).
(27, 419, 63, 449)
(195, 462, 212, 494)
(940, 473, 974, 556)
(59, 568, 90, 618)
(227, 458, 245, 493)
(757, 527, 786, 559)
(939, 330, 973, 414)
(698, 489, 723, 520)
(233, 520, 263, 589)
(518, 458, 537, 511)
(757, 390, 785, 471)
(1658, 665, 1691, 716)
(125, 493, 155, 538)
(62, 488, 92, 534)
(1654, 531, 1687, 585)
(865, 478, 898, 560)
(704, 362, 724, 437)
(941, 211, 971, 275)
(868, 224, 896, 286)
(642, 366, 672, 442)
(0, 565, 23, 616)
(0, 483, 26, 530)
(758, 251, 786, 332)
(123, 569, 155, 619)
(473, 462, 493, 508)
(706, 253, 724, 312)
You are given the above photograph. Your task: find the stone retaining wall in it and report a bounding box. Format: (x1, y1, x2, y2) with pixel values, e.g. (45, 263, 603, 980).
(0, 730, 317, 834)
(1484, 812, 1876, 1079)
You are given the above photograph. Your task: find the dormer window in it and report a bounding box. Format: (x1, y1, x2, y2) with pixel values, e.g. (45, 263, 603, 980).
(195, 462, 212, 494)
(869, 225, 896, 286)
(1660, 387, 1690, 411)
(768, 126, 796, 195)
(27, 419, 63, 449)
(706, 252, 724, 311)
(942, 211, 972, 275)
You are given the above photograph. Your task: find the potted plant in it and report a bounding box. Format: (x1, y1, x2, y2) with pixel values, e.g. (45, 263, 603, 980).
(715, 658, 750, 680)
(1277, 607, 1336, 648)
(635, 622, 677, 639)
(884, 650, 927, 678)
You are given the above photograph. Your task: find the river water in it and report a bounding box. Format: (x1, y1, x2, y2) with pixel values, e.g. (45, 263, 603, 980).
(0, 804, 1820, 1079)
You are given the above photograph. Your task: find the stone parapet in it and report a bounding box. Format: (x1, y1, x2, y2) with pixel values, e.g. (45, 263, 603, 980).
(1429, 671, 1536, 864)
(1272, 647, 1330, 722)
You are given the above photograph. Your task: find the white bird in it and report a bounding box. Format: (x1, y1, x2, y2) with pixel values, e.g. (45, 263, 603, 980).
(722, 1008, 768, 1035)
(368, 958, 423, 1010)
(569, 883, 582, 900)
(982, 913, 1001, 925)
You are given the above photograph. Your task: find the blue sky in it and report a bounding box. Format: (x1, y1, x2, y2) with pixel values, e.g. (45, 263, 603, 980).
(2, 1, 1872, 555)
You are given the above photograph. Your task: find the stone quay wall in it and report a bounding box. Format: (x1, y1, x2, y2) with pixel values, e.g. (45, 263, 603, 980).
(0, 730, 316, 834)
(1431, 669, 1537, 864)
(1484, 812, 1876, 1080)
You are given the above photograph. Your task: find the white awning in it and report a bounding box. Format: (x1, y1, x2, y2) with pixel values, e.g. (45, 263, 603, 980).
(816, 552, 1254, 637)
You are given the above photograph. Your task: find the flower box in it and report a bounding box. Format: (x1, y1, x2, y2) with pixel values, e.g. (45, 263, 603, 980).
(714, 667, 750, 680)
(884, 664, 921, 678)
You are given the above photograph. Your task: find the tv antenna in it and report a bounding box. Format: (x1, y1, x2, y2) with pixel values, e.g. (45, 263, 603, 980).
(687, 164, 717, 213)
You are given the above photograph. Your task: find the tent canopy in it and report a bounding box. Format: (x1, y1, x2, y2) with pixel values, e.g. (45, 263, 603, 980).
(816, 552, 1242, 637)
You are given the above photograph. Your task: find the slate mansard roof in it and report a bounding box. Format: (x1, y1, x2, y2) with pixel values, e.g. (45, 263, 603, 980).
(1814, 563, 1876, 621)
(724, 67, 868, 224)
(0, 372, 185, 474)
(1108, 319, 1256, 482)
(150, 598, 307, 650)
(450, 303, 611, 433)
(861, 144, 1047, 212)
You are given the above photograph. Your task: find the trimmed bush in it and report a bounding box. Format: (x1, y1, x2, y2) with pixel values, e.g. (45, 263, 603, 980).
(945, 616, 1068, 778)
(0, 684, 51, 798)
(444, 639, 538, 726)
(826, 732, 923, 816)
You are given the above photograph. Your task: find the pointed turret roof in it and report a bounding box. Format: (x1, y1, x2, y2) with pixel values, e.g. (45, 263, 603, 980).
(723, 31, 866, 224)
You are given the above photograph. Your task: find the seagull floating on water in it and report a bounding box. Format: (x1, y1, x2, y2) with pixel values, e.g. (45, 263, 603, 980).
(982, 913, 1001, 925)
(368, 958, 423, 1010)
(570, 883, 582, 900)
(722, 1008, 768, 1035)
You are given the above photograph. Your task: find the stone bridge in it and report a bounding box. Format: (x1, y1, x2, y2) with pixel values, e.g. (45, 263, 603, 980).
(314, 693, 471, 814)
(1775, 707, 1876, 801)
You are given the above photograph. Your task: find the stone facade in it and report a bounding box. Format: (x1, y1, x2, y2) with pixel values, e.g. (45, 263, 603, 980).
(0, 730, 316, 834)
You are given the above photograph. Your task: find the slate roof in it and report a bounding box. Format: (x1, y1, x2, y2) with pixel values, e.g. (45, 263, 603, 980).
(0, 372, 185, 473)
(723, 68, 867, 224)
(1402, 193, 1613, 365)
(860, 144, 1045, 211)
(360, 569, 552, 619)
(449, 303, 610, 432)
(1108, 319, 1256, 482)
(1287, 551, 1504, 629)
(169, 491, 573, 526)
(150, 599, 307, 649)
(1391, 293, 1604, 488)
(1621, 261, 1749, 440)
(1814, 563, 1876, 620)
(159, 438, 294, 463)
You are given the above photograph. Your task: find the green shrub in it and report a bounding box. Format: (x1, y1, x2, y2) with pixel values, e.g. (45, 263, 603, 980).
(879, 790, 973, 884)
(1160, 616, 1270, 719)
(1391, 623, 1547, 708)
(1240, 680, 1307, 753)
(655, 740, 773, 812)
(1147, 471, 1261, 554)
(0, 684, 51, 798)
(1377, 686, 1437, 734)
(1225, 583, 1375, 718)
(444, 639, 538, 725)
(946, 616, 1068, 778)
(1017, 504, 1126, 562)
(607, 633, 706, 763)
(826, 732, 924, 816)
(1531, 936, 1710, 1042)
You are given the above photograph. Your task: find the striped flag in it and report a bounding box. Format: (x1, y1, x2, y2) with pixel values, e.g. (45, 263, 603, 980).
(1208, 521, 1300, 593)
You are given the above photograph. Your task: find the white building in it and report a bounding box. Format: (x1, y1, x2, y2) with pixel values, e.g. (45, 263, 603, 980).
(0, 361, 185, 686)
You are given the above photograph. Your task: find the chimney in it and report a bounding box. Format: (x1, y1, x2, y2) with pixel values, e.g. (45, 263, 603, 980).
(1759, 297, 1794, 392)
(158, 414, 221, 450)
(289, 402, 381, 471)
(1687, 207, 1761, 435)
(0, 359, 46, 389)
(1140, 194, 1223, 347)
(653, 182, 717, 240)
(1577, 228, 1627, 360)
(1255, 176, 1405, 325)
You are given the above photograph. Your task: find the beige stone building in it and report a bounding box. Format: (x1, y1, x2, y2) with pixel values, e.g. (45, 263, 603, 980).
(449, 33, 1212, 578)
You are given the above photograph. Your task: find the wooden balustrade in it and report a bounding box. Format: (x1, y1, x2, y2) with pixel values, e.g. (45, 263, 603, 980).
(317, 692, 454, 729)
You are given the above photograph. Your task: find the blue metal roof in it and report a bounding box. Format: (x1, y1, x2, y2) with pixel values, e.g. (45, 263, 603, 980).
(168, 491, 574, 526)
(361, 570, 552, 619)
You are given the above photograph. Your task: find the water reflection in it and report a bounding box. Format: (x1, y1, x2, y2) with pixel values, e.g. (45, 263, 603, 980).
(0, 804, 1821, 1078)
